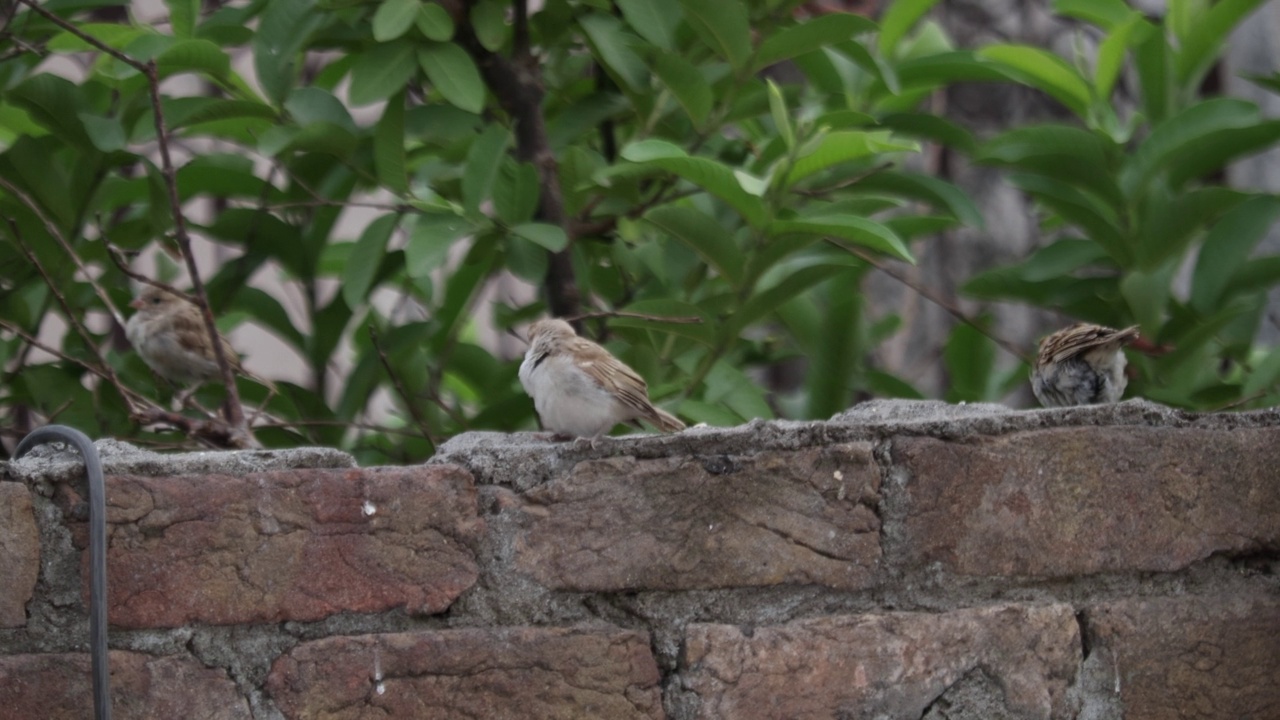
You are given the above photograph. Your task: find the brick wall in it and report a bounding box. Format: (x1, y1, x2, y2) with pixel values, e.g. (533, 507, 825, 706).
(1, 399, 1277, 719)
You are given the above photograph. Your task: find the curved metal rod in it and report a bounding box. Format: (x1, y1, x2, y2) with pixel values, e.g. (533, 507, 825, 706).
(15, 425, 111, 720)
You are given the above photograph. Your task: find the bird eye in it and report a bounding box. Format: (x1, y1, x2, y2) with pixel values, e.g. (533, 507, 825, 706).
(150, 297, 162, 304)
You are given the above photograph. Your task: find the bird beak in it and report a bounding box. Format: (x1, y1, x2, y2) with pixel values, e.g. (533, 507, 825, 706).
(129, 298, 145, 310)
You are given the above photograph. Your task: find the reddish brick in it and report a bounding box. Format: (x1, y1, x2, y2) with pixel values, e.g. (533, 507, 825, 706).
(60, 466, 482, 627)
(267, 626, 664, 719)
(0, 482, 39, 627)
(506, 444, 880, 591)
(682, 603, 1080, 719)
(894, 428, 1280, 577)
(1086, 593, 1280, 720)
(0, 651, 250, 719)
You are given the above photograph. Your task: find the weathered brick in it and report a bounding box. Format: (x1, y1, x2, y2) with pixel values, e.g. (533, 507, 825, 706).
(506, 444, 880, 591)
(267, 626, 664, 719)
(59, 465, 482, 627)
(0, 651, 250, 719)
(1085, 592, 1280, 720)
(894, 427, 1280, 577)
(0, 482, 39, 627)
(682, 603, 1080, 720)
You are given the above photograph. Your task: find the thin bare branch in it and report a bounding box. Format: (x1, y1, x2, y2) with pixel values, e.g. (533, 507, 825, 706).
(568, 310, 705, 324)
(16, 0, 145, 69)
(830, 240, 1032, 364)
(367, 323, 441, 443)
(142, 59, 251, 443)
(0, 177, 126, 328)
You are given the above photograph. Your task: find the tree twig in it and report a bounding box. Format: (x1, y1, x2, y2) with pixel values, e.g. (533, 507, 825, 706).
(829, 240, 1031, 364)
(454, 1, 580, 321)
(567, 310, 705, 324)
(367, 323, 440, 443)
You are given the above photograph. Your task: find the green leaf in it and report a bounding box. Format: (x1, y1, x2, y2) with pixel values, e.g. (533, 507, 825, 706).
(755, 13, 877, 70)
(78, 113, 126, 152)
(878, 0, 941, 55)
(511, 222, 568, 252)
(677, 0, 750, 69)
(979, 125, 1123, 210)
(1176, 0, 1268, 86)
(8, 74, 91, 149)
(373, 0, 419, 41)
(493, 160, 540, 225)
(787, 130, 917, 184)
(732, 264, 847, 337)
(343, 214, 400, 308)
(1190, 196, 1280, 313)
(770, 215, 913, 263)
(855, 171, 984, 228)
(579, 13, 648, 93)
(47, 23, 147, 52)
(418, 42, 486, 114)
(349, 39, 417, 106)
(877, 112, 977, 152)
(285, 86, 357, 132)
(230, 286, 306, 351)
(462, 124, 509, 213)
(621, 140, 768, 226)
(645, 205, 744, 285)
(766, 80, 795, 152)
(652, 54, 712, 127)
(1242, 346, 1280, 397)
(374, 90, 408, 194)
(470, 0, 508, 50)
(1052, 0, 1134, 30)
(1122, 98, 1268, 196)
(169, 99, 279, 128)
(416, 2, 455, 40)
(1007, 173, 1128, 264)
(977, 44, 1093, 118)
(254, 0, 322, 105)
(943, 321, 996, 402)
(406, 212, 477, 278)
(1094, 13, 1150, 99)
(1018, 238, 1111, 281)
(1134, 29, 1172, 125)
(616, 0, 680, 50)
(1120, 263, 1175, 334)
(167, 0, 200, 37)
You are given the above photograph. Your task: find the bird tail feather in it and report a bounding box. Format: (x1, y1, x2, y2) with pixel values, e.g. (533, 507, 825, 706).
(648, 406, 686, 433)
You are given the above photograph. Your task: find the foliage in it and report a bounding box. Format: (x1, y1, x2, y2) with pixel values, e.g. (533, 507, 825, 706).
(960, 0, 1280, 408)
(0, 0, 979, 461)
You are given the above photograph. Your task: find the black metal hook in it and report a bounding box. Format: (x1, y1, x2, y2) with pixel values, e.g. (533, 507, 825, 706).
(15, 425, 111, 720)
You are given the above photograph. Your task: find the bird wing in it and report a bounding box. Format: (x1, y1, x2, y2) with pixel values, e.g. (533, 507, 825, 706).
(568, 336, 654, 415)
(1041, 324, 1139, 364)
(170, 305, 243, 371)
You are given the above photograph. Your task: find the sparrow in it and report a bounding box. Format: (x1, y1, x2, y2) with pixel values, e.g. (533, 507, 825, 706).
(1031, 323, 1140, 407)
(519, 318, 685, 441)
(125, 286, 244, 390)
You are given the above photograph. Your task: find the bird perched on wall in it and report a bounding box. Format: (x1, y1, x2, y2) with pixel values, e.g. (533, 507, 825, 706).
(519, 318, 685, 442)
(1031, 323, 1140, 407)
(125, 286, 246, 400)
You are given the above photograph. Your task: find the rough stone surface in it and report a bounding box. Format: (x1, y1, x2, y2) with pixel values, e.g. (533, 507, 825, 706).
(895, 426, 1280, 577)
(0, 482, 39, 627)
(0, 650, 251, 719)
(506, 444, 881, 591)
(66, 465, 483, 627)
(680, 603, 1081, 720)
(5, 439, 355, 484)
(1085, 593, 1280, 720)
(436, 400, 1280, 491)
(266, 625, 664, 719)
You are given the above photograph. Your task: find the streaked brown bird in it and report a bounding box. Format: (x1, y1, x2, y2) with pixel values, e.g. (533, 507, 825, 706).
(1032, 323, 1140, 407)
(125, 286, 243, 389)
(519, 318, 685, 441)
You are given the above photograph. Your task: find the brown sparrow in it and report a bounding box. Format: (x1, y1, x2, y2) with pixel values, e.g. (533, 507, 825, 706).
(519, 318, 685, 440)
(1032, 323, 1140, 407)
(125, 286, 244, 389)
